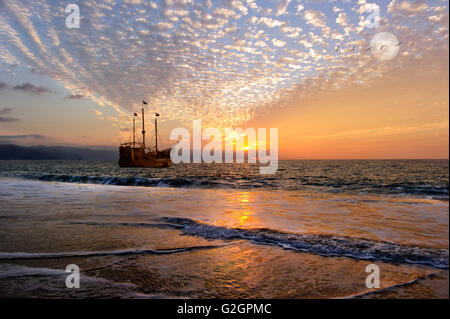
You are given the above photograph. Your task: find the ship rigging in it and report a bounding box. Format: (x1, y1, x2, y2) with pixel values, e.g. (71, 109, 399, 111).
(119, 101, 171, 168)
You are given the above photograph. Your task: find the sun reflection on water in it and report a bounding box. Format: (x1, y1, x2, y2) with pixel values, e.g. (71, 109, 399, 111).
(220, 191, 259, 228)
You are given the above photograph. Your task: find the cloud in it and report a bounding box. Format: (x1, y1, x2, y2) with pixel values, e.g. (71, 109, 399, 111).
(0, 116, 20, 122)
(258, 17, 285, 28)
(296, 121, 449, 140)
(388, 0, 429, 14)
(357, 1, 380, 14)
(0, 108, 19, 122)
(282, 26, 302, 38)
(276, 0, 291, 16)
(336, 12, 352, 35)
(303, 10, 327, 28)
(336, 12, 349, 27)
(213, 8, 236, 18)
(0, 107, 13, 115)
(64, 94, 85, 100)
(0, 134, 45, 139)
(230, 1, 248, 15)
(272, 38, 286, 47)
(13, 83, 52, 95)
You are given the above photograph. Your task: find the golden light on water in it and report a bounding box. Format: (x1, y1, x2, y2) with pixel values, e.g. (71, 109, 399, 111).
(220, 191, 257, 227)
(240, 192, 250, 204)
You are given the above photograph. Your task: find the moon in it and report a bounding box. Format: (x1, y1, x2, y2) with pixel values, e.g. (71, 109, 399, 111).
(370, 32, 400, 61)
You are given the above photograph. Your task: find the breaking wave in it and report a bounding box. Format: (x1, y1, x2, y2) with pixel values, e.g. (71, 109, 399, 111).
(165, 217, 449, 268)
(71, 218, 449, 269)
(0, 244, 224, 260)
(21, 174, 449, 199)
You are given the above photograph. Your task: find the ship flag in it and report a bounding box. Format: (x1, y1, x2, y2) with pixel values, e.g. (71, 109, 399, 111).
(155, 113, 160, 117)
(142, 100, 148, 105)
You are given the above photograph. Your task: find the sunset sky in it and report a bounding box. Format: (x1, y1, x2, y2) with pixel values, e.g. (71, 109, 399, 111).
(0, 0, 448, 159)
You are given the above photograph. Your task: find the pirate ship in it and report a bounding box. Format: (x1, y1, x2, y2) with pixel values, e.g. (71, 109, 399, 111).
(119, 101, 172, 168)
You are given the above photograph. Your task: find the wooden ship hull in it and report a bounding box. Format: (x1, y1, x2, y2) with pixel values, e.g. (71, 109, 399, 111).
(119, 104, 172, 168)
(119, 159, 171, 168)
(119, 145, 171, 168)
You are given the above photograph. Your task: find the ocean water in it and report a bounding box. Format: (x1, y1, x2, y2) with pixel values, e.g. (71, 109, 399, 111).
(0, 160, 448, 298)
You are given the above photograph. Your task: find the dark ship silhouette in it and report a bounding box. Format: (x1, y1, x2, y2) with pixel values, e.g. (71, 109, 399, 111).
(119, 101, 172, 168)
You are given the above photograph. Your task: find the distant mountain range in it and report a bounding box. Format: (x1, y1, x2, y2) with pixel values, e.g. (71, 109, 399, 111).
(0, 144, 117, 160)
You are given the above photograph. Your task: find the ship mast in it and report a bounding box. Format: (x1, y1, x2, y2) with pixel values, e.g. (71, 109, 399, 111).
(132, 117, 135, 148)
(141, 107, 146, 149)
(155, 114, 158, 152)
(131, 116, 136, 161)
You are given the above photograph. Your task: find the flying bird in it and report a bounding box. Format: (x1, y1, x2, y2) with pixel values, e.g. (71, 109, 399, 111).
(366, 46, 372, 51)
(410, 41, 415, 47)
(335, 45, 340, 51)
(380, 45, 385, 51)
(395, 42, 402, 47)
(352, 46, 356, 51)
